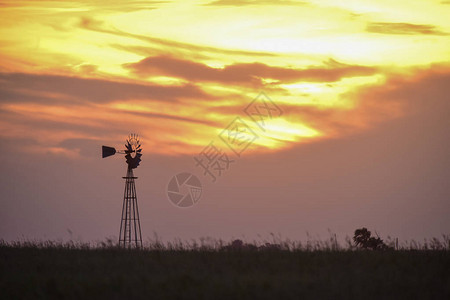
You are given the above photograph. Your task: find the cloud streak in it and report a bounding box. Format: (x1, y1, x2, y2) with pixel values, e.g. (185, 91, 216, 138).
(0, 72, 210, 105)
(0, 0, 167, 12)
(205, 0, 308, 6)
(78, 17, 277, 58)
(124, 56, 377, 86)
(366, 22, 448, 35)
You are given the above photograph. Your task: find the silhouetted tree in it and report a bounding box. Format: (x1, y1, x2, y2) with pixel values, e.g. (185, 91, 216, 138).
(353, 228, 391, 250)
(220, 239, 258, 251)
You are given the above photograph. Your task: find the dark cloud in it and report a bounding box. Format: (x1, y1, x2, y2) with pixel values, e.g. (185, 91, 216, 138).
(0, 72, 210, 105)
(366, 22, 448, 35)
(124, 56, 377, 86)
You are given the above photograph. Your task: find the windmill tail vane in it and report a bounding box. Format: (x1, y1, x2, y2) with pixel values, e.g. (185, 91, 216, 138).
(102, 133, 143, 248)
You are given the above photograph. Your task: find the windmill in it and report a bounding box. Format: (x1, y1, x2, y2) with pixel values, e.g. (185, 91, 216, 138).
(102, 134, 143, 248)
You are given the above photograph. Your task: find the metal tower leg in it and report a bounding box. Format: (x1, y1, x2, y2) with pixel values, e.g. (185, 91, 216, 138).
(119, 167, 142, 248)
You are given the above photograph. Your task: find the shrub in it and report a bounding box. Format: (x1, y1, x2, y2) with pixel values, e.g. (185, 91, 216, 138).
(353, 228, 392, 250)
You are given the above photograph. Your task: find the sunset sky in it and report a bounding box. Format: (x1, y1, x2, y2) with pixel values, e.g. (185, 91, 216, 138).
(1, 0, 449, 244)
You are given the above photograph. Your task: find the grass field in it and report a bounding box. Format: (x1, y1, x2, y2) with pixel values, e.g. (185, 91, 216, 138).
(0, 237, 450, 299)
(1, 238, 450, 299)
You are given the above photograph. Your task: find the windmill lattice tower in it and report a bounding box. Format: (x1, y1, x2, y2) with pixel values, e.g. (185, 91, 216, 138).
(102, 134, 143, 248)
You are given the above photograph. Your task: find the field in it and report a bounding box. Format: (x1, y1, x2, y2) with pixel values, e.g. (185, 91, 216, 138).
(1, 238, 449, 300)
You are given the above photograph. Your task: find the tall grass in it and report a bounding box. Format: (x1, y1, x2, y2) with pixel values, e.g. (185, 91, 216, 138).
(2, 234, 449, 299)
(1, 233, 449, 251)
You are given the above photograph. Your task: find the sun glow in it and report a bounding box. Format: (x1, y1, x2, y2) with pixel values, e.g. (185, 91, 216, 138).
(250, 118, 321, 150)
